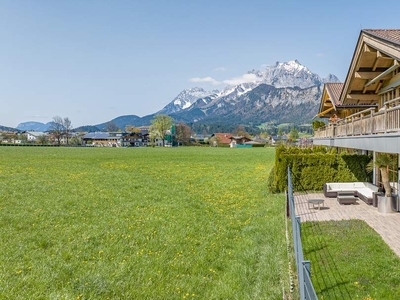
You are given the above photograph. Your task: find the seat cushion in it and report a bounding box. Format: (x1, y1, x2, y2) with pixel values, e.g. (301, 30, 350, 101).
(357, 188, 374, 199)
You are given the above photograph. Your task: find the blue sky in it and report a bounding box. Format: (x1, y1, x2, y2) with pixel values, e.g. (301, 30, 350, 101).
(1, 0, 400, 128)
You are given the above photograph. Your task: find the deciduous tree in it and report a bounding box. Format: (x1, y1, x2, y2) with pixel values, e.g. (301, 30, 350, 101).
(288, 127, 299, 142)
(63, 117, 73, 145)
(50, 116, 64, 145)
(277, 127, 283, 137)
(209, 136, 221, 147)
(234, 125, 251, 138)
(105, 122, 120, 132)
(312, 120, 325, 131)
(36, 134, 49, 145)
(175, 123, 192, 146)
(125, 125, 141, 133)
(150, 114, 173, 147)
(148, 125, 160, 147)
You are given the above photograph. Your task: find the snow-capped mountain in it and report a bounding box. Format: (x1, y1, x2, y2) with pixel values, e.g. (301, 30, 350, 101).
(170, 60, 339, 114)
(169, 60, 340, 125)
(261, 60, 331, 89)
(197, 82, 262, 110)
(159, 87, 219, 114)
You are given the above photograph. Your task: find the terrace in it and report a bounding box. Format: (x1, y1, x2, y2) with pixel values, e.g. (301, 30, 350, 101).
(294, 192, 400, 257)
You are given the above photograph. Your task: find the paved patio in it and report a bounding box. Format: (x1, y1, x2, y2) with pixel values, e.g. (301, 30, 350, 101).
(294, 192, 400, 257)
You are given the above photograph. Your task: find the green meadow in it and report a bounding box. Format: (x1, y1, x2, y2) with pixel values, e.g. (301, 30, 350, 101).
(0, 147, 288, 299)
(303, 220, 400, 299)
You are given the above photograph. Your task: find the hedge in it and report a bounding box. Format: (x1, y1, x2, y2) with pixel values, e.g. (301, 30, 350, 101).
(268, 146, 372, 193)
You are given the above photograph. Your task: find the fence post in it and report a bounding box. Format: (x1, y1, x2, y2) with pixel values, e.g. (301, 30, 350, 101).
(303, 260, 311, 277)
(285, 190, 289, 217)
(295, 216, 304, 299)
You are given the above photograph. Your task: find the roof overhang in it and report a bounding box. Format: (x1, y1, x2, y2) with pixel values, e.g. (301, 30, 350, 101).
(313, 107, 334, 119)
(319, 85, 336, 113)
(340, 30, 400, 106)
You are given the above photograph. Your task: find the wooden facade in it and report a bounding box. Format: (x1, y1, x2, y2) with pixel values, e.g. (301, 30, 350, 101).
(315, 29, 400, 140)
(313, 29, 400, 203)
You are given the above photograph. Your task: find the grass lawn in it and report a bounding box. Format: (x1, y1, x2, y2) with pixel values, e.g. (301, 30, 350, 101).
(302, 220, 400, 299)
(0, 147, 288, 299)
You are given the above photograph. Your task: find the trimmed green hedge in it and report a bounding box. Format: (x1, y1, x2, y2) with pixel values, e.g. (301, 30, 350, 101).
(268, 146, 372, 193)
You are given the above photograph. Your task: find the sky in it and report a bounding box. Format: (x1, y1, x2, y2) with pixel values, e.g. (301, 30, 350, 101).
(1, 0, 400, 128)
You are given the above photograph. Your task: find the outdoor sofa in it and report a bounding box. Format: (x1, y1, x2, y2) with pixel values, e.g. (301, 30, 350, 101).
(323, 182, 381, 205)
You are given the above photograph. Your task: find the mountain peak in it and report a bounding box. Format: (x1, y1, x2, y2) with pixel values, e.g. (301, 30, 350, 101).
(261, 60, 318, 89)
(158, 87, 219, 114)
(185, 87, 206, 93)
(274, 60, 310, 74)
(17, 121, 54, 131)
(323, 73, 341, 83)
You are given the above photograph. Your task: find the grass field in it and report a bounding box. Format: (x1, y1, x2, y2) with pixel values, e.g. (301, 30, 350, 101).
(0, 147, 288, 299)
(303, 220, 400, 299)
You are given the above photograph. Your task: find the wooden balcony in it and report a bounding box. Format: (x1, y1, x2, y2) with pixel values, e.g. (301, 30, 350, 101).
(314, 97, 400, 139)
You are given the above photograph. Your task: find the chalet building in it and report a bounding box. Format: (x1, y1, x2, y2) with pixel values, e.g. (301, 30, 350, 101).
(121, 132, 150, 147)
(82, 132, 123, 147)
(139, 126, 150, 134)
(211, 133, 233, 146)
(313, 29, 400, 209)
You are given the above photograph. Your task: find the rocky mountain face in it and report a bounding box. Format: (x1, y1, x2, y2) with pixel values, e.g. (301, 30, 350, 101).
(16, 121, 54, 132)
(261, 60, 323, 89)
(174, 84, 322, 125)
(158, 87, 219, 114)
(166, 60, 339, 125)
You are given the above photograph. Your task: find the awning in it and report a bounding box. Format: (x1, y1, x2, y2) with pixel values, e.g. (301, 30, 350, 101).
(312, 107, 334, 119)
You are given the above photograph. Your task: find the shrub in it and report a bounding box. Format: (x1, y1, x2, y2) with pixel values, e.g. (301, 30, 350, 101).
(269, 146, 372, 192)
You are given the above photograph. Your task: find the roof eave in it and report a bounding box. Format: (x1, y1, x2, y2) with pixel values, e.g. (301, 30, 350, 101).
(339, 31, 365, 105)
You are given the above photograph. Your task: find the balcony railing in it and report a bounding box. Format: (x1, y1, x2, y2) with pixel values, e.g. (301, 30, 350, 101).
(314, 97, 400, 139)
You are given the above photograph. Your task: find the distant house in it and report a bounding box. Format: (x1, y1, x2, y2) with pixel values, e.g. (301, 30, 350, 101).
(121, 132, 149, 147)
(23, 131, 47, 142)
(192, 134, 212, 143)
(229, 136, 252, 147)
(211, 133, 233, 146)
(82, 132, 123, 147)
(138, 126, 149, 135)
(252, 135, 269, 144)
(270, 135, 288, 145)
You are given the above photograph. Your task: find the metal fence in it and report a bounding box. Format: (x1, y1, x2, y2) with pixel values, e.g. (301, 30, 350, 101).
(287, 167, 318, 300)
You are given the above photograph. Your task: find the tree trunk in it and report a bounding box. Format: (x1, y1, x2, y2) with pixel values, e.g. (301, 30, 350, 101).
(380, 166, 392, 197)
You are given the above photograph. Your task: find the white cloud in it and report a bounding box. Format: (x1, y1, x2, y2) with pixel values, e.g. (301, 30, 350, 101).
(317, 53, 324, 57)
(189, 73, 261, 87)
(189, 76, 221, 85)
(222, 73, 260, 85)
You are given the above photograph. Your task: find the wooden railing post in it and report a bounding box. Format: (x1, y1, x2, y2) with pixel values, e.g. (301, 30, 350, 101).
(384, 108, 388, 133)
